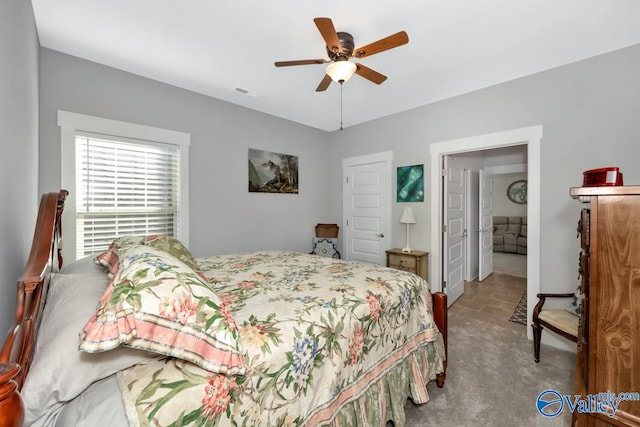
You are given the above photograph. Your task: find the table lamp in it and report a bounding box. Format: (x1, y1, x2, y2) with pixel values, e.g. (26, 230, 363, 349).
(400, 207, 416, 252)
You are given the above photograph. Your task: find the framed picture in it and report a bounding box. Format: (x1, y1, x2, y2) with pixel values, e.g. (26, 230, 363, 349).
(507, 179, 527, 204)
(397, 164, 424, 202)
(248, 149, 299, 194)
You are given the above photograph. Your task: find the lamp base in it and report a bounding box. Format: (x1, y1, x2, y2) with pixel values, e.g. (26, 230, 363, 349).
(403, 223, 413, 253)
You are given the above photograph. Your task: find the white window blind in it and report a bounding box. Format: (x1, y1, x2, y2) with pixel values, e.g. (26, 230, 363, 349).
(75, 132, 181, 258)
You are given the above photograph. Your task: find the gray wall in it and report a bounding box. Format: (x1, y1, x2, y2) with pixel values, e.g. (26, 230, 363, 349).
(39, 49, 334, 258)
(329, 43, 640, 295)
(0, 1, 40, 338)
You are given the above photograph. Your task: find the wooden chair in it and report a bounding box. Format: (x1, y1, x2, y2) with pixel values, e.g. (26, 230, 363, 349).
(531, 293, 579, 363)
(311, 223, 341, 259)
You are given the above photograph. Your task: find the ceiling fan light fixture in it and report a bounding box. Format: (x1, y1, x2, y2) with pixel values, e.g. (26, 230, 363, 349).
(326, 61, 357, 83)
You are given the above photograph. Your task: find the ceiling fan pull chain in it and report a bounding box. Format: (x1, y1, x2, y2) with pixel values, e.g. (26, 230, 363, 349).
(340, 82, 344, 131)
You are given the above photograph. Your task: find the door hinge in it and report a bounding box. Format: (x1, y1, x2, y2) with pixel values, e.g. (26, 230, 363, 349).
(346, 219, 349, 226)
(442, 280, 447, 289)
(441, 168, 447, 177)
(346, 176, 349, 183)
(442, 224, 447, 232)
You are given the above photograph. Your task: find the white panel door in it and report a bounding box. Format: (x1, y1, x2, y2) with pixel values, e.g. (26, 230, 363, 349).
(443, 155, 465, 306)
(478, 169, 494, 280)
(343, 159, 390, 265)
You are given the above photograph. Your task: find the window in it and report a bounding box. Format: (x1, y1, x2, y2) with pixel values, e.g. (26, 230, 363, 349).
(59, 111, 190, 260)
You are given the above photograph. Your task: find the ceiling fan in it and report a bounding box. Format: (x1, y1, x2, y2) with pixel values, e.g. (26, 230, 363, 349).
(275, 17, 409, 92)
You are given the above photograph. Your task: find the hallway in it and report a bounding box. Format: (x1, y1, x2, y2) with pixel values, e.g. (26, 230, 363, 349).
(449, 272, 527, 333)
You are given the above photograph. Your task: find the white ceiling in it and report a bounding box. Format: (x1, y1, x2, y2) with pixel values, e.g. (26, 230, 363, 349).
(31, 0, 640, 132)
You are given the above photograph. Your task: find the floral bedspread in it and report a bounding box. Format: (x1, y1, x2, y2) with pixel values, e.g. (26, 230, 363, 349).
(117, 251, 445, 426)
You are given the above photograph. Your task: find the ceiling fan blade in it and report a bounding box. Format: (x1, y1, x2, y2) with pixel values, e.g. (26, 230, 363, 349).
(314, 17, 342, 54)
(315, 74, 332, 92)
(355, 63, 387, 84)
(275, 59, 327, 67)
(353, 31, 409, 58)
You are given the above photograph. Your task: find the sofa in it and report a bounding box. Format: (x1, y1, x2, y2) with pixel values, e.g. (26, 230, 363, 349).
(493, 216, 527, 254)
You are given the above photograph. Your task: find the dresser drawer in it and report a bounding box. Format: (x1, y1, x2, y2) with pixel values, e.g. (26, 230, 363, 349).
(388, 253, 417, 271)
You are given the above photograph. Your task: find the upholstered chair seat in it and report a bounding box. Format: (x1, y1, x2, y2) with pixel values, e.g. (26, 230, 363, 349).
(532, 292, 579, 362)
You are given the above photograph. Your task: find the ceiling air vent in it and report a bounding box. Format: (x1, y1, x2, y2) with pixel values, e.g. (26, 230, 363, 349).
(233, 86, 262, 98)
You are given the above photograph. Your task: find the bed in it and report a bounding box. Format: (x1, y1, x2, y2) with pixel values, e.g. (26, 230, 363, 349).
(0, 191, 447, 427)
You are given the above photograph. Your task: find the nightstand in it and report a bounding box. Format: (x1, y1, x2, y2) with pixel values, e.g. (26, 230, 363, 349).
(385, 248, 429, 281)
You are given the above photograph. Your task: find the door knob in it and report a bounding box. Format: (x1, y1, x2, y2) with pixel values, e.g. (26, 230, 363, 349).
(375, 233, 385, 238)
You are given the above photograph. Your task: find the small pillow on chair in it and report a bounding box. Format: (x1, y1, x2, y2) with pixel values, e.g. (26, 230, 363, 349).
(312, 237, 340, 259)
(566, 286, 584, 316)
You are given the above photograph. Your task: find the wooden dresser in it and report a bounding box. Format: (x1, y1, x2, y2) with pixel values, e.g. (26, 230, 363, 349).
(571, 186, 640, 426)
(385, 248, 429, 281)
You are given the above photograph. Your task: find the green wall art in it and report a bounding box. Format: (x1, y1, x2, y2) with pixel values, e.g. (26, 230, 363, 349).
(397, 164, 424, 202)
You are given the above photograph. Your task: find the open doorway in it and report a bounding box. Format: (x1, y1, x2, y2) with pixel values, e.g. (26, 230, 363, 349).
(450, 149, 528, 278)
(490, 170, 528, 278)
(429, 126, 541, 340)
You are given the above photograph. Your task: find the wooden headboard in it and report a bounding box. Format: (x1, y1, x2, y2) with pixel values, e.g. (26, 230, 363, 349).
(0, 190, 67, 427)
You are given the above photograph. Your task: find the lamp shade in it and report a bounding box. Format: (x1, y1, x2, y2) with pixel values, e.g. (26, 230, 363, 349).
(326, 61, 357, 83)
(400, 207, 416, 224)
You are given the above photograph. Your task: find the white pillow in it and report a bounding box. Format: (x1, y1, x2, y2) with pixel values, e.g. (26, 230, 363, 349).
(22, 272, 160, 427)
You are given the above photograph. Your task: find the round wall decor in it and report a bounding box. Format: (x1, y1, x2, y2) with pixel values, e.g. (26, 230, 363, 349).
(507, 180, 527, 204)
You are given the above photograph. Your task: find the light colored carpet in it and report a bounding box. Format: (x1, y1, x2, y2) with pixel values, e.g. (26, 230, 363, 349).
(493, 252, 527, 278)
(402, 314, 574, 426)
